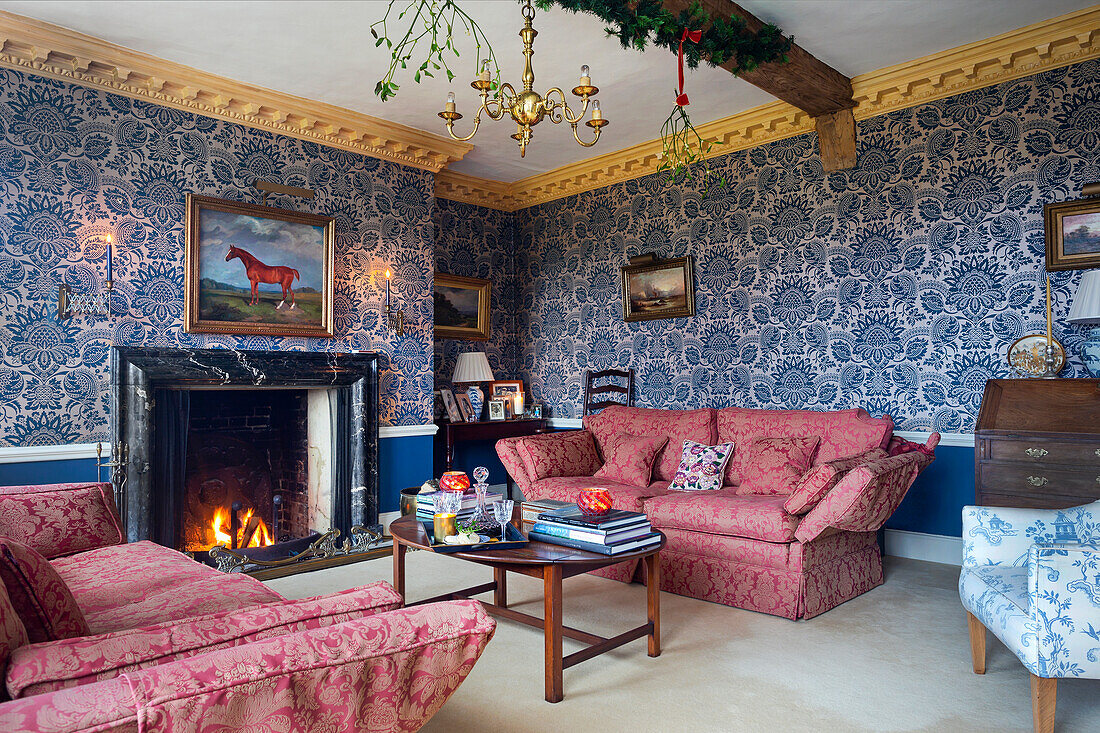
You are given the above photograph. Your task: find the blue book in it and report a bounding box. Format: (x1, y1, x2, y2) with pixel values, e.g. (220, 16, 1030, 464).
(530, 521, 652, 545)
(529, 530, 662, 555)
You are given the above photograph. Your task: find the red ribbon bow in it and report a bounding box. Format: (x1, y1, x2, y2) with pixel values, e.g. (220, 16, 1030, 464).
(676, 28, 702, 106)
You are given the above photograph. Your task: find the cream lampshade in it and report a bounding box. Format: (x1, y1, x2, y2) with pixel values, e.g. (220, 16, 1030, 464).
(452, 352, 494, 421)
(1068, 270, 1100, 378)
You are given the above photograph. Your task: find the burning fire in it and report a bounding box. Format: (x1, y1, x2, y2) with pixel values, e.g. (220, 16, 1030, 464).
(210, 506, 273, 550)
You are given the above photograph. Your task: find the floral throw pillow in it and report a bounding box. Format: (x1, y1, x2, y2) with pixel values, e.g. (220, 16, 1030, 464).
(784, 448, 888, 515)
(593, 433, 669, 487)
(667, 440, 736, 492)
(737, 437, 821, 496)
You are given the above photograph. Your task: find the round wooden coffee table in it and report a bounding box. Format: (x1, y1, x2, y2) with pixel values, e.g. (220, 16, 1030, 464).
(389, 515, 665, 703)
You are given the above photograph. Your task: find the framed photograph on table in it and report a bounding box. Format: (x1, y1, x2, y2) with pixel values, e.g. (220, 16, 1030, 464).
(488, 399, 506, 421)
(621, 255, 694, 322)
(184, 194, 335, 337)
(1045, 197, 1100, 271)
(434, 273, 491, 340)
(440, 388, 463, 423)
(490, 380, 524, 398)
(455, 392, 476, 422)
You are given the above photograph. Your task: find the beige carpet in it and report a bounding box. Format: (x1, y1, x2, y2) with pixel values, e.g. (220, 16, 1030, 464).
(266, 553, 1098, 732)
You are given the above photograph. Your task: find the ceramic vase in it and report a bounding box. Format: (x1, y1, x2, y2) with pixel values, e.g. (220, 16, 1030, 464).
(1082, 327, 1100, 378)
(466, 385, 484, 420)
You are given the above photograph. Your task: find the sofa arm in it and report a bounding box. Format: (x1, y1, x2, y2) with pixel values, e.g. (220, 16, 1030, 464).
(0, 483, 123, 559)
(496, 436, 536, 494)
(1029, 542, 1100, 678)
(794, 452, 927, 543)
(8, 582, 403, 698)
(0, 600, 496, 733)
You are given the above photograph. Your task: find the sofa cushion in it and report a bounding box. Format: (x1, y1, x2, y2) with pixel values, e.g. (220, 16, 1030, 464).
(0, 538, 90, 644)
(737, 437, 820, 496)
(0, 483, 123, 560)
(51, 541, 283, 634)
(584, 405, 716, 482)
(517, 430, 602, 480)
(527, 476, 671, 513)
(668, 440, 736, 492)
(644, 490, 800, 543)
(716, 407, 893, 486)
(7, 582, 404, 698)
(594, 433, 668, 487)
(784, 448, 889, 515)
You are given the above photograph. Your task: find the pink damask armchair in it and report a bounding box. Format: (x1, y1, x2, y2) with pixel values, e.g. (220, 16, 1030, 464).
(0, 483, 496, 732)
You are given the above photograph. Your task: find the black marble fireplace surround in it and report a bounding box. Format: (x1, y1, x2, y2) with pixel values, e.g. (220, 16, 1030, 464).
(110, 348, 380, 554)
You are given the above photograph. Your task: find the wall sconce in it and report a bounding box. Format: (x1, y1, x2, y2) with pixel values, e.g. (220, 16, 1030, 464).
(58, 233, 113, 320)
(384, 268, 405, 336)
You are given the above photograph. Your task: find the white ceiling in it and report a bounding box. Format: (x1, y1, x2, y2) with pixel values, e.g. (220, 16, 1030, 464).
(0, 0, 1092, 181)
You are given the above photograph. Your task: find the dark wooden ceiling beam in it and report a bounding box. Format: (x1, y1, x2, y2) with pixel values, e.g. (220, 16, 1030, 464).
(660, 0, 858, 170)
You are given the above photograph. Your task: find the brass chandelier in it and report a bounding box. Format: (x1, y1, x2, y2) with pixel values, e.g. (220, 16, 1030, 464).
(438, 0, 608, 157)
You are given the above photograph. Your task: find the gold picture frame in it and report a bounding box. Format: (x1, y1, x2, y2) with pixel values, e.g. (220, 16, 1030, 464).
(1045, 197, 1100, 271)
(185, 194, 335, 337)
(434, 273, 491, 340)
(621, 255, 695, 322)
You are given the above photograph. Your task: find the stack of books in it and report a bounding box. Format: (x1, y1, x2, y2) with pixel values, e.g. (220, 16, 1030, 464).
(415, 488, 503, 522)
(528, 505, 661, 555)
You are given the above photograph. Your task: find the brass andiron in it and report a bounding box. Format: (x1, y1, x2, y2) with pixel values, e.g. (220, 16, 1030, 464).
(438, 0, 607, 157)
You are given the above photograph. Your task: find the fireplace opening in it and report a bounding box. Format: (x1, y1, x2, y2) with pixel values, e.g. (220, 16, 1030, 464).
(182, 390, 312, 553)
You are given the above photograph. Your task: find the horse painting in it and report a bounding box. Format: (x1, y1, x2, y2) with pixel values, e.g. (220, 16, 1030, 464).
(225, 245, 300, 309)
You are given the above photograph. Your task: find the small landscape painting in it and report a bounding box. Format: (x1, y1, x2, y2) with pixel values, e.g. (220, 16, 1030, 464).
(434, 273, 490, 340)
(621, 256, 695, 322)
(1045, 198, 1100, 271)
(185, 194, 334, 337)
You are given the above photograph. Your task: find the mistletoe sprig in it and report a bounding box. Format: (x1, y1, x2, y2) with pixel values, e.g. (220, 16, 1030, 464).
(370, 0, 501, 102)
(658, 105, 725, 193)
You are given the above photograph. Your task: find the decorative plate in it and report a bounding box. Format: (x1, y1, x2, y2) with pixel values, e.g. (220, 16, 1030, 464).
(1008, 334, 1065, 377)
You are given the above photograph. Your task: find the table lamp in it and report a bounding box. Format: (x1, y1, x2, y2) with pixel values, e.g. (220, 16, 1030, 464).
(1068, 269, 1100, 378)
(452, 352, 494, 420)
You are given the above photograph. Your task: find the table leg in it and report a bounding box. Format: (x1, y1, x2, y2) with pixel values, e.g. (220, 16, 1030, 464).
(392, 541, 406, 601)
(645, 551, 661, 657)
(543, 563, 563, 703)
(494, 566, 508, 608)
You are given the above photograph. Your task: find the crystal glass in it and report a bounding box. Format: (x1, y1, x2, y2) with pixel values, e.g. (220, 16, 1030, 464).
(434, 490, 462, 517)
(491, 499, 514, 541)
(471, 466, 492, 527)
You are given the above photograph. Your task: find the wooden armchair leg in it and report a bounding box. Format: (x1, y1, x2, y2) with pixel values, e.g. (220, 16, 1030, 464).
(1030, 674, 1056, 733)
(966, 611, 986, 674)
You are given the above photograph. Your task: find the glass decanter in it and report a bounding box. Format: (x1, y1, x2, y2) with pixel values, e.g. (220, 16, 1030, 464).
(470, 465, 493, 529)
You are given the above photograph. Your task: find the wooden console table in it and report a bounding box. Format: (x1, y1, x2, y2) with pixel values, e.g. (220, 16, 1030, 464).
(975, 379, 1100, 508)
(434, 418, 547, 498)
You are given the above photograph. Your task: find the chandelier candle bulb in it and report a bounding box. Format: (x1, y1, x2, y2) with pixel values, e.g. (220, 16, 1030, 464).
(445, 92, 456, 114)
(591, 100, 602, 120)
(580, 65, 591, 87)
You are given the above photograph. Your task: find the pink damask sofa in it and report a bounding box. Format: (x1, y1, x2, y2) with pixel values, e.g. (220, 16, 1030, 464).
(497, 405, 937, 620)
(0, 482, 495, 732)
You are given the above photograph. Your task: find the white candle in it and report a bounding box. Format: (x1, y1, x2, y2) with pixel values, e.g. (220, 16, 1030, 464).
(106, 233, 113, 283)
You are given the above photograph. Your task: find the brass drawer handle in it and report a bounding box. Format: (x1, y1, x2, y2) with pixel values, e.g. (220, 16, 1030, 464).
(1026, 475, 1049, 487)
(1025, 448, 1048, 458)
(1095, 448, 1100, 458)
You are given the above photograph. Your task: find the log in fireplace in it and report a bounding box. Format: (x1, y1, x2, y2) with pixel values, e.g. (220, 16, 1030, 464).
(109, 347, 382, 575)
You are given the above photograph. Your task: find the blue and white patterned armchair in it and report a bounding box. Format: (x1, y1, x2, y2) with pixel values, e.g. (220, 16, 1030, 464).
(960, 502, 1100, 733)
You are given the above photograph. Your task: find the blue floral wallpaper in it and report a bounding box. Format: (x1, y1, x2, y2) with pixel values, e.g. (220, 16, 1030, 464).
(433, 198, 519, 388)
(0, 67, 435, 447)
(513, 60, 1100, 431)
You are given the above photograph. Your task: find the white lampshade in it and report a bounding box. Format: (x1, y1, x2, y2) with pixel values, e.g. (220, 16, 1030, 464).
(452, 352, 494, 383)
(1068, 270, 1100, 325)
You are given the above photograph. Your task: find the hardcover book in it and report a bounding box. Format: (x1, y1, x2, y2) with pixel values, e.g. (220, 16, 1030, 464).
(528, 530, 662, 555)
(536, 505, 648, 530)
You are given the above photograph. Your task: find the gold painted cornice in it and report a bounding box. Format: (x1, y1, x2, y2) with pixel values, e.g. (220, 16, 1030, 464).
(436, 5, 1100, 211)
(0, 10, 472, 173)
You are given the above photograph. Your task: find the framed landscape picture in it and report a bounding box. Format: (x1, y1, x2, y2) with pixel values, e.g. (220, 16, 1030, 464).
(185, 194, 335, 337)
(621, 255, 695, 322)
(1045, 197, 1100, 271)
(434, 273, 490, 340)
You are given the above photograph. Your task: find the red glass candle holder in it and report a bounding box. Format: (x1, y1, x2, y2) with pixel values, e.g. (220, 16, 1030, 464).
(439, 471, 470, 493)
(577, 487, 613, 516)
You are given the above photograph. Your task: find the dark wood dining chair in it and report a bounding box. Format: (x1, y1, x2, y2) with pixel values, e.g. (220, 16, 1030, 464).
(582, 368, 634, 416)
